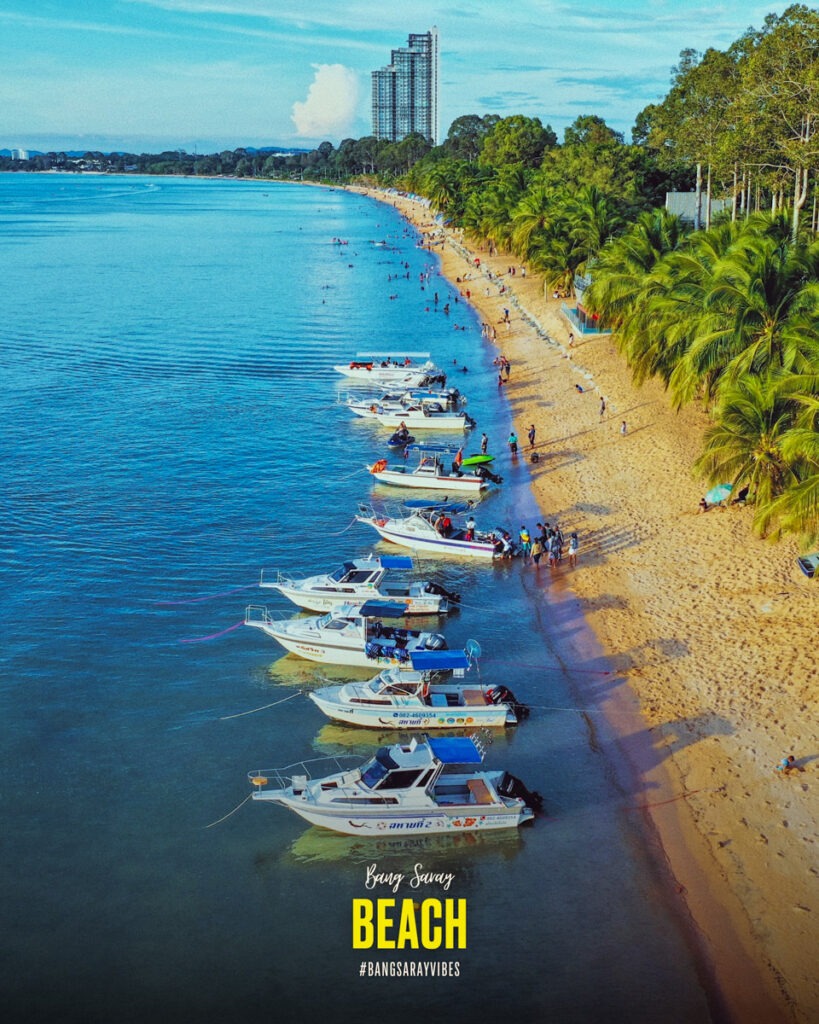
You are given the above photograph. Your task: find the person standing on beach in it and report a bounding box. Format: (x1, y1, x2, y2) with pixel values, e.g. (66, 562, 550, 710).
(527, 424, 536, 449)
(620, 421, 627, 436)
(600, 397, 606, 418)
(508, 432, 518, 455)
(568, 532, 579, 567)
(519, 526, 531, 563)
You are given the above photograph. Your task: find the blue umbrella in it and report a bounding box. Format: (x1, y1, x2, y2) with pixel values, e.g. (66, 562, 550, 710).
(705, 483, 733, 504)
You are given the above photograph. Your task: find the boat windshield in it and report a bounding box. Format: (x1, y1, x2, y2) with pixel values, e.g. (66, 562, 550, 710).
(360, 758, 389, 789)
(329, 562, 356, 582)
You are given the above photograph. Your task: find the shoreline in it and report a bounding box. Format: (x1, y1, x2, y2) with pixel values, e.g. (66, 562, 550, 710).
(351, 185, 817, 1023)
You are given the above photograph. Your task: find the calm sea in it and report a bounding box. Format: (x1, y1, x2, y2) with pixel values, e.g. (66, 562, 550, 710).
(0, 174, 712, 1024)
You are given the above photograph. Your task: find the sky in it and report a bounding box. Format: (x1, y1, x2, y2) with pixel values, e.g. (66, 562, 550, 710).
(0, 0, 791, 154)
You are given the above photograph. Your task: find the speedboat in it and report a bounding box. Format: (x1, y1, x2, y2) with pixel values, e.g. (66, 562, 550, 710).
(344, 388, 462, 418)
(247, 734, 542, 835)
(309, 648, 529, 729)
(369, 445, 502, 493)
(356, 502, 505, 559)
(259, 554, 459, 614)
(334, 354, 445, 386)
(244, 600, 448, 667)
(370, 405, 475, 431)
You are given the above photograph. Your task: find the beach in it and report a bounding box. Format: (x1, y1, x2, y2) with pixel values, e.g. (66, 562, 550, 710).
(355, 187, 818, 1023)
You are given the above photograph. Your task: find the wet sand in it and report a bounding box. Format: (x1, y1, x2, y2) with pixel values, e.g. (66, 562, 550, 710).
(352, 186, 818, 1024)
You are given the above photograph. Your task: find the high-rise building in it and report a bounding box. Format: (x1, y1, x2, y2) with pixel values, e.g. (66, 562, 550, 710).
(372, 27, 439, 145)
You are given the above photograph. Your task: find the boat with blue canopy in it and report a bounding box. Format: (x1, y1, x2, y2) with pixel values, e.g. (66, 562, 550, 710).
(309, 644, 529, 729)
(244, 599, 449, 667)
(247, 733, 542, 835)
(259, 554, 459, 614)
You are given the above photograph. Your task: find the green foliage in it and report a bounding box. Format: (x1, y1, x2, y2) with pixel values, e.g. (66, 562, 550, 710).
(478, 115, 557, 170)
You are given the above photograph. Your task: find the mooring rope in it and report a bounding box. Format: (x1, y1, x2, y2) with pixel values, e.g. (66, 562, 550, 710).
(181, 620, 245, 643)
(326, 515, 359, 536)
(203, 793, 253, 829)
(220, 690, 303, 720)
(154, 583, 258, 606)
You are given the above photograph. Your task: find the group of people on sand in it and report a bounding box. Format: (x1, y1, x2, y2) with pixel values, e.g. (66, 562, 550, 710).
(520, 522, 579, 569)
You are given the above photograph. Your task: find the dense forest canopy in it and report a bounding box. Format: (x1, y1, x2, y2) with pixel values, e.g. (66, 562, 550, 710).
(4, 4, 817, 544)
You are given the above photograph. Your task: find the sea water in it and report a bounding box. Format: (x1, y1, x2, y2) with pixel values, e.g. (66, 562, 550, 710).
(0, 174, 712, 1024)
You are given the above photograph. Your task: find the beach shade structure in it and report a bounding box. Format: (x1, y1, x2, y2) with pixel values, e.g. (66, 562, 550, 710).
(705, 483, 733, 505)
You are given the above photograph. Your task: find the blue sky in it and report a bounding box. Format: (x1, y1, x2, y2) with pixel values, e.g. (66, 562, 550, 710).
(1, 0, 787, 153)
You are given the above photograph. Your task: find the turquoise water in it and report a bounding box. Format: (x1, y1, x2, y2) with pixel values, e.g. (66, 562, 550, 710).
(0, 174, 713, 1023)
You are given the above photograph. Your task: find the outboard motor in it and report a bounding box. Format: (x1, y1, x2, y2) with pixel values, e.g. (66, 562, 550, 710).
(489, 685, 529, 720)
(498, 772, 543, 813)
(425, 582, 461, 604)
(475, 465, 503, 485)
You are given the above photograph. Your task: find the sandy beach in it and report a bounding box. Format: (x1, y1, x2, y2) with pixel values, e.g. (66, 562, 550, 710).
(353, 186, 818, 1023)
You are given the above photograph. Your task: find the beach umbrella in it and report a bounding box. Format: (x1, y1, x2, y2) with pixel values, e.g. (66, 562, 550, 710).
(705, 483, 733, 504)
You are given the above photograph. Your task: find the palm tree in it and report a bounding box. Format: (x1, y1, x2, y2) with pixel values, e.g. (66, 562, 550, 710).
(680, 226, 819, 393)
(463, 168, 527, 251)
(564, 185, 624, 274)
(616, 223, 730, 393)
(583, 208, 684, 325)
(756, 382, 819, 542)
(510, 183, 559, 259)
(694, 373, 802, 530)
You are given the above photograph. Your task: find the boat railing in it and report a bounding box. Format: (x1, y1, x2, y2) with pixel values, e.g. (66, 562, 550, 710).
(248, 754, 361, 791)
(244, 604, 290, 627)
(259, 569, 298, 587)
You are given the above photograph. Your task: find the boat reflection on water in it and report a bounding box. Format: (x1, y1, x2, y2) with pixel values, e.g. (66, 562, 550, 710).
(285, 820, 525, 867)
(262, 655, 373, 689)
(309, 721, 516, 754)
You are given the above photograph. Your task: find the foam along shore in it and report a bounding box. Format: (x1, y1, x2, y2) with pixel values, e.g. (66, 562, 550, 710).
(351, 185, 818, 1024)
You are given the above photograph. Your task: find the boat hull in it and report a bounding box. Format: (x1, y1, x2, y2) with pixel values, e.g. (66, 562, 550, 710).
(361, 520, 497, 559)
(374, 412, 468, 431)
(246, 619, 446, 668)
(372, 469, 484, 492)
(269, 584, 446, 615)
(266, 794, 532, 835)
(309, 691, 512, 729)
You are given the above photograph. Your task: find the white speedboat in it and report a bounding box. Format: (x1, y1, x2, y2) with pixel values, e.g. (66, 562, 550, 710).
(309, 650, 529, 729)
(369, 446, 501, 493)
(371, 405, 475, 431)
(244, 600, 448, 667)
(344, 388, 462, 418)
(334, 354, 445, 386)
(248, 734, 542, 835)
(259, 554, 459, 614)
(356, 502, 505, 559)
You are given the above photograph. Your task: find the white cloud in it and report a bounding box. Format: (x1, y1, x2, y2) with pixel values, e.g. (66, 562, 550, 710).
(291, 64, 361, 139)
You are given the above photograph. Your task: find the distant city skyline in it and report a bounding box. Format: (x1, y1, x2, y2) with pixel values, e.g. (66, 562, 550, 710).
(0, 1, 791, 154)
